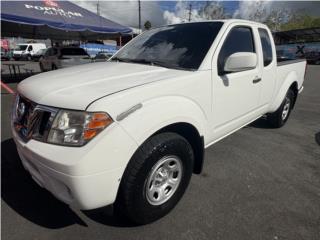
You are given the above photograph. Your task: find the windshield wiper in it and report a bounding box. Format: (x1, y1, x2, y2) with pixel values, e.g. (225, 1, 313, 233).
(110, 57, 195, 71)
(110, 58, 163, 67)
(150, 61, 192, 71)
(109, 57, 132, 63)
(123, 59, 187, 70)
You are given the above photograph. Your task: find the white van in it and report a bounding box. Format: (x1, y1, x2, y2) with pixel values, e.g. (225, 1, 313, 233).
(13, 43, 46, 61)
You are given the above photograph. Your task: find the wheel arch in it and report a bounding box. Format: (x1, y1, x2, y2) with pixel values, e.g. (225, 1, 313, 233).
(113, 96, 208, 174)
(269, 71, 299, 113)
(153, 122, 205, 174)
(289, 81, 298, 109)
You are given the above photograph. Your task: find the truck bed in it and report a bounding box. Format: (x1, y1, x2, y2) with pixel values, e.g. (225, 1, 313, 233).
(276, 59, 306, 95)
(277, 58, 306, 66)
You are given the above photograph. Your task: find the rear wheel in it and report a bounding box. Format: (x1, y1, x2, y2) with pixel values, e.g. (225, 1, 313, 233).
(267, 89, 295, 128)
(115, 132, 194, 224)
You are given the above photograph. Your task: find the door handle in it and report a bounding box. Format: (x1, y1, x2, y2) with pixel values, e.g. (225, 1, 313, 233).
(253, 77, 261, 84)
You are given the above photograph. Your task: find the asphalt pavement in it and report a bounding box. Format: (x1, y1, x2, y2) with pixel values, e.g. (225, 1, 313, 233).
(1, 65, 320, 240)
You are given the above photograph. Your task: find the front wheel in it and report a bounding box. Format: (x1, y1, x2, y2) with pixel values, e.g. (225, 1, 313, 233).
(267, 89, 295, 128)
(115, 132, 194, 224)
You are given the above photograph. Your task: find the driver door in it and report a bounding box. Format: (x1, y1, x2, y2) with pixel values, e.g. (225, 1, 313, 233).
(211, 25, 262, 140)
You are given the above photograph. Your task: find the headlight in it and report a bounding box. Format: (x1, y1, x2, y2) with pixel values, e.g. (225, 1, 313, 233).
(47, 110, 113, 146)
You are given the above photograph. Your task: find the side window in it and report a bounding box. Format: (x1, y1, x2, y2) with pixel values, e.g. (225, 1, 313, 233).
(258, 28, 273, 66)
(218, 27, 255, 75)
(28, 45, 33, 51)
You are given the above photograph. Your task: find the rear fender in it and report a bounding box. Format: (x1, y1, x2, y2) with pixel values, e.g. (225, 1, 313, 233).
(269, 71, 298, 113)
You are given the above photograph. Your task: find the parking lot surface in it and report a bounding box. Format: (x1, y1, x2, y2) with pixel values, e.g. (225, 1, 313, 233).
(1, 65, 320, 240)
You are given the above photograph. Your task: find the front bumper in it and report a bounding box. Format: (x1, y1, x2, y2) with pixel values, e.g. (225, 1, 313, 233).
(12, 123, 138, 210)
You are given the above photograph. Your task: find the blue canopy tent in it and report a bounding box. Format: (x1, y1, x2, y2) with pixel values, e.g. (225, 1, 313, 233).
(1, 0, 132, 40)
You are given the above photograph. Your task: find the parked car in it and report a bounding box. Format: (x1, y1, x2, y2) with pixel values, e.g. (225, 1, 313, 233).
(93, 51, 113, 62)
(39, 47, 92, 71)
(13, 43, 46, 61)
(305, 51, 320, 65)
(32, 48, 47, 61)
(11, 20, 306, 224)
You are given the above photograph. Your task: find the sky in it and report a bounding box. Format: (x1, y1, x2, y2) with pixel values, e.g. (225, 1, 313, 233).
(72, 1, 320, 29)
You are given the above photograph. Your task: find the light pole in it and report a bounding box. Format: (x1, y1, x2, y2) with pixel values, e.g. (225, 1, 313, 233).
(138, 0, 141, 33)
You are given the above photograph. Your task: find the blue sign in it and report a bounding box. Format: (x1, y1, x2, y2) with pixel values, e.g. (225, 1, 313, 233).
(276, 42, 320, 58)
(80, 43, 119, 57)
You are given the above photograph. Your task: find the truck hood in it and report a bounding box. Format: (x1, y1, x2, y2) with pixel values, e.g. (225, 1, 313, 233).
(18, 62, 188, 110)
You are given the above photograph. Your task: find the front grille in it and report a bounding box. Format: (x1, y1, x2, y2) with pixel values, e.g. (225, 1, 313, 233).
(13, 95, 58, 142)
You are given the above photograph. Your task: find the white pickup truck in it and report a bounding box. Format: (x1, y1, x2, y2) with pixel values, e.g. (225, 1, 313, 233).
(11, 20, 306, 224)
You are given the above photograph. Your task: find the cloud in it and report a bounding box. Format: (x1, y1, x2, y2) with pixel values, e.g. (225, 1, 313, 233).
(71, 1, 320, 29)
(232, 0, 272, 21)
(163, 1, 188, 24)
(71, 0, 165, 28)
(163, 1, 226, 24)
(233, 0, 320, 21)
(163, 0, 320, 25)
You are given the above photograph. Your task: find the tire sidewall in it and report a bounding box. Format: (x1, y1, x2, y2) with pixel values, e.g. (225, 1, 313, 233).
(279, 90, 294, 126)
(119, 133, 194, 224)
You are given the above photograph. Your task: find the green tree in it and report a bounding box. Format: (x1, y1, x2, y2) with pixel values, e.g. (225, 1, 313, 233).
(144, 21, 152, 30)
(264, 9, 291, 31)
(280, 13, 320, 31)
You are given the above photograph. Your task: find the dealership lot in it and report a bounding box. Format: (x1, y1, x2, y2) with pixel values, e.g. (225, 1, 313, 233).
(1, 65, 320, 240)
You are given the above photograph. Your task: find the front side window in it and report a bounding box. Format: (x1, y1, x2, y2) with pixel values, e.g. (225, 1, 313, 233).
(113, 22, 224, 70)
(258, 28, 273, 66)
(218, 27, 255, 75)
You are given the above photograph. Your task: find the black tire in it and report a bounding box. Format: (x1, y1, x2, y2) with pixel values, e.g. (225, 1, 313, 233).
(267, 89, 295, 128)
(52, 64, 57, 70)
(115, 132, 194, 224)
(27, 55, 32, 61)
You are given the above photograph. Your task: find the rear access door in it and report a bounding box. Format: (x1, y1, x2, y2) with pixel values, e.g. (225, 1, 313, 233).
(257, 27, 277, 107)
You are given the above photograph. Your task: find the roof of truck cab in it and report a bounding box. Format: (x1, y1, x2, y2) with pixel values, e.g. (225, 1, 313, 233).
(166, 19, 268, 28)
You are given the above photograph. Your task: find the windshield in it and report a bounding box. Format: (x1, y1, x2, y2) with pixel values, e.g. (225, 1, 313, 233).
(17, 45, 28, 51)
(113, 22, 223, 70)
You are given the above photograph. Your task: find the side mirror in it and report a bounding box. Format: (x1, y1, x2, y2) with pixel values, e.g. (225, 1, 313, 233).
(224, 52, 257, 73)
